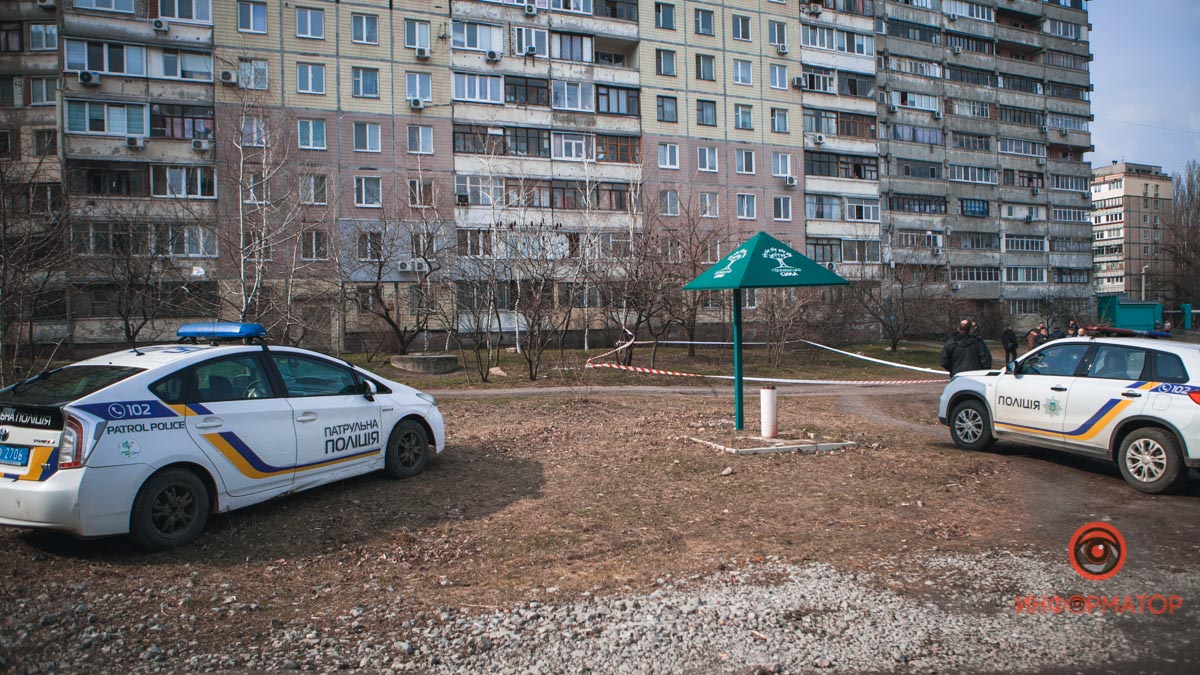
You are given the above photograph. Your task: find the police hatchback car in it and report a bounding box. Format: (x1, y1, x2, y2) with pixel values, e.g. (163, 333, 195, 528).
(0, 323, 445, 550)
(939, 336, 1200, 493)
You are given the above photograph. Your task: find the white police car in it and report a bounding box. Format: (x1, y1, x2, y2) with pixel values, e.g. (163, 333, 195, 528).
(939, 336, 1200, 493)
(0, 323, 445, 550)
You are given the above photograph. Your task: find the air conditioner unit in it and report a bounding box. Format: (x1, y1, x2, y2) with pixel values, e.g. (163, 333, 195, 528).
(826, 262, 838, 271)
(887, 103, 898, 113)
(1025, 214, 1034, 222)
(1036, 157, 1046, 166)
(813, 134, 825, 145)
(152, 18, 169, 33)
(1032, 188, 1040, 195)
(77, 71, 101, 86)
(219, 70, 238, 85)
(486, 50, 502, 63)
(791, 76, 805, 89)
(948, 13, 958, 21)
(951, 283, 962, 291)
(397, 261, 411, 271)
(37, 0, 55, 9)
(410, 98, 425, 110)
(1057, 128, 1068, 136)
(415, 47, 431, 60)
(456, 194, 470, 205)
(524, 3, 538, 16)
(784, 175, 798, 187)
(932, 247, 942, 257)
(776, 44, 789, 55)
(524, 45, 538, 57)
(1040, 125, 1049, 133)
(808, 5, 822, 15)
(126, 136, 146, 149)
(413, 260, 430, 272)
(952, 46, 963, 55)
(933, 110, 943, 119)
(191, 139, 212, 152)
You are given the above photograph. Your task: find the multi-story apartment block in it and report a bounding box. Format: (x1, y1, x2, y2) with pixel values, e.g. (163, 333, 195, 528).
(1091, 161, 1173, 302)
(874, 0, 1094, 322)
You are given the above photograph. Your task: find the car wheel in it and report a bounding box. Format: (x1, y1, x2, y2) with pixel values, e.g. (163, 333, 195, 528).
(950, 399, 996, 451)
(384, 419, 429, 479)
(1117, 428, 1187, 494)
(129, 468, 210, 551)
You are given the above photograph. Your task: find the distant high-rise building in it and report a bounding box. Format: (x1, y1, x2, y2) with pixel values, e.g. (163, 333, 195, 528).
(1091, 161, 1173, 302)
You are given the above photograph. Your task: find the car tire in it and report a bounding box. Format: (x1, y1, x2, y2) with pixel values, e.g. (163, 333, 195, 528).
(129, 468, 210, 551)
(1117, 427, 1187, 494)
(950, 399, 996, 451)
(384, 419, 429, 479)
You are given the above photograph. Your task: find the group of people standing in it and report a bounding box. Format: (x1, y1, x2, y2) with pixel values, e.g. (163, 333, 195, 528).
(942, 319, 1084, 376)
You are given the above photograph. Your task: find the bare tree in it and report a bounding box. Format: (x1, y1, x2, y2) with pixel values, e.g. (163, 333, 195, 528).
(1164, 159, 1200, 305)
(852, 249, 956, 352)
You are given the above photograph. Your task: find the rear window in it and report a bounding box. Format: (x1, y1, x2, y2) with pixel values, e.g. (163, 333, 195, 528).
(1152, 351, 1189, 384)
(0, 366, 143, 406)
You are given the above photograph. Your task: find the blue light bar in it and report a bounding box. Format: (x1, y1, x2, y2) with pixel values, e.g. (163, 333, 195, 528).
(177, 322, 267, 341)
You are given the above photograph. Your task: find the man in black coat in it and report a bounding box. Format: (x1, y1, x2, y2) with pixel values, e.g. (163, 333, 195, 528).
(1001, 325, 1019, 364)
(940, 320, 993, 376)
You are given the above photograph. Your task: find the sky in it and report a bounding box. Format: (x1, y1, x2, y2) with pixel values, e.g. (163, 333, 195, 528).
(1087, 0, 1200, 176)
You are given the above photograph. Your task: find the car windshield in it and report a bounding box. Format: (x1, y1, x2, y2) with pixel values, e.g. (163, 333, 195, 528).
(0, 366, 144, 406)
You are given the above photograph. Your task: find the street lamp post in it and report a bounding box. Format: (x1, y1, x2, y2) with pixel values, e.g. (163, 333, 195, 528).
(1141, 265, 1150, 301)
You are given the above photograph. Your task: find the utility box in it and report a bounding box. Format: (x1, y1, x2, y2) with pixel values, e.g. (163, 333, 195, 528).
(1182, 304, 1193, 330)
(1096, 296, 1162, 332)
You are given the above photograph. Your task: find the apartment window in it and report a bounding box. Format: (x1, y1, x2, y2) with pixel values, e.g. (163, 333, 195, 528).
(29, 77, 57, 106)
(736, 148, 755, 174)
(158, 0, 212, 22)
(161, 50, 213, 81)
(457, 230, 492, 258)
(948, 165, 997, 184)
(0, 130, 10, 157)
(1004, 267, 1046, 284)
(767, 21, 787, 47)
(770, 64, 787, 90)
(900, 159, 942, 179)
(843, 198, 879, 222)
(33, 129, 57, 157)
(734, 104, 753, 130)
(408, 179, 434, 208)
(65, 100, 147, 136)
(771, 152, 791, 177)
(300, 175, 328, 205)
(353, 122, 381, 152)
(455, 175, 505, 205)
(773, 196, 792, 221)
(64, 40, 146, 75)
(151, 165, 215, 199)
(514, 27, 549, 57)
(696, 54, 715, 81)
(945, 32, 991, 55)
(889, 193, 947, 214)
(30, 24, 57, 51)
(998, 138, 1046, 157)
(890, 124, 943, 147)
(596, 86, 638, 116)
(505, 76, 550, 106)
(0, 25, 18, 53)
(355, 177, 383, 208)
(891, 91, 939, 112)
(296, 63, 325, 94)
(552, 132, 592, 161)
(839, 72, 875, 98)
(452, 21, 501, 52)
(770, 108, 789, 133)
(658, 142, 678, 169)
(659, 190, 679, 216)
(352, 67, 379, 98)
(802, 24, 835, 50)
(801, 65, 835, 94)
(736, 194, 756, 219)
(301, 229, 329, 260)
(695, 9, 714, 36)
(732, 15, 750, 41)
(238, 1, 267, 33)
(696, 100, 717, 126)
(656, 49, 677, 76)
(947, 65, 994, 87)
(239, 59, 269, 90)
(697, 146, 718, 172)
(149, 104, 213, 140)
(885, 55, 942, 78)
(1052, 175, 1089, 192)
(960, 198, 988, 217)
(552, 0, 594, 15)
(1045, 50, 1088, 71)
(297, 119, 326, 149)
(354, 14, 379, 45)
(838, 112, 874, 139)
(455, 73, 503, 103)
(161, 224, 216, 258)
(733, 59, 752, 85)
(597, 134, 639, 163)
(552, 33, 593, 62)
(75, 0, 135, 11)
(505, 127, 550, 157)
(952, 99, 990, 119)
(998, 72, 1043, 95)
(699, 192, 719, 218)
(952, 132, 991, 151)
(404, 20, 430, 49)
(1048, 81, 1089, 102)
(357, 232, 383, 261)
(1047, 112, 1089, 132)
(406, 72, 432, 101)
(552, 81, 595, 111)
(69, 162, 147, 196)
(657, 96, 677, 122)
(296, 7, 324, 39)
(1005, 235, 1046, 253)
(407, 125, 433, 154)
(654, 3, 676, 30)
(804, 195, 839, 220)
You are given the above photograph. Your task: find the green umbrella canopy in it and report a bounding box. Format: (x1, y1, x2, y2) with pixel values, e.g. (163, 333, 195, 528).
(684, 232, 849, 290)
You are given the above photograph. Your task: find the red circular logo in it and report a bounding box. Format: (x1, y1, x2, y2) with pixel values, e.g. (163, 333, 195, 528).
(1068, 522, 1126, 581)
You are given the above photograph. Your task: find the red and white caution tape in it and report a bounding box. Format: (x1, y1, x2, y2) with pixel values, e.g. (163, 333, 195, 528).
(792, 339, 946, 375)
(584, 361, 943, 385)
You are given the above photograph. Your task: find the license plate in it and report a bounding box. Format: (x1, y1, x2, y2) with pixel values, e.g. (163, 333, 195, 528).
(0, 445, 29, 467)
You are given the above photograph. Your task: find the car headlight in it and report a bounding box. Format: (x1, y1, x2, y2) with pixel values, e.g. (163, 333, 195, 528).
(416, 392, 436, 406)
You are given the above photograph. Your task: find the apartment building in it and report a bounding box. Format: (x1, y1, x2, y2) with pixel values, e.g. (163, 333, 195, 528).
(1091, 161, 1173, 302)
(873, 0, 1094, 322)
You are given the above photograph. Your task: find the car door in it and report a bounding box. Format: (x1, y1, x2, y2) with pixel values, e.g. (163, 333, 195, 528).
(1062, 345, 1151, 452)
(183, 353, 297, 497)
(994, 342, 1092, 443)
(267, 353, 382, 488)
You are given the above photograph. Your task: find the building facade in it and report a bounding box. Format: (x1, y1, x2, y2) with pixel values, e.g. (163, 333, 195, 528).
(1091, 161, 1173, 302)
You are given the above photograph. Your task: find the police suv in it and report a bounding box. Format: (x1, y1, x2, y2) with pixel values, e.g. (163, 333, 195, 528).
(939, 336, 1200, 493)
(0, 323, 445, 550)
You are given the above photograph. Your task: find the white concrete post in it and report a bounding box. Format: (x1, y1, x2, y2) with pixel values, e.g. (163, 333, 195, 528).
(760, 386, 778, 438)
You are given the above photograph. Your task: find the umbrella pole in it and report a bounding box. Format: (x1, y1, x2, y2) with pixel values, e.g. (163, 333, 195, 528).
(733, 288, 744, 430)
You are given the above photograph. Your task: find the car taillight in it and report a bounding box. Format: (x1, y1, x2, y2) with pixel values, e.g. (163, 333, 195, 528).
(1190, 391, 1200, 406)
(57, 416, 86, 469)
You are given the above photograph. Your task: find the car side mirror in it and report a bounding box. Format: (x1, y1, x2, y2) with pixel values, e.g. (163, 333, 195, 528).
(1006, 361, 1017, 374)
(362, 379, 378, 401)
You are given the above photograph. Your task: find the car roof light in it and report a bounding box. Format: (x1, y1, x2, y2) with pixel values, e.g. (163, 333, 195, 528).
(177, 322, 267, 342)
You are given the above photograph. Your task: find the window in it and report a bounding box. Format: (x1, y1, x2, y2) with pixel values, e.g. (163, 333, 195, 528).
(161, 50, 213, 81)
(356, 232, 383, 262)
(952, 99, 990, 119)
(734, 104, 753, 130)
(405, 20, 432, 50)
(806, 238, 841, 263)
(658, 142, 678, 169)
(960, 198, 988, 217)
(354, 14, 380, 45)
(239, 59, 268, 90)
(802, 24, 835, 50)
(552, 81, 595, 111)
(455, 73, 503, 103)
(736, 193, 756, 219)
(695, 9, 714, 36)
(998, 105, 1044, 127)
(243, 171, 269, 204)
(839, 72, 875, 98)
(406, 72, 432, 101)
(30, 24, 57, 51)
(301, 229, 328, 260)
(353, 122, 381, 153)
(193, 356, 276, 403)
(1005, 235, 1045, 253)
(352, 67, 379, 98)
(846, 198, 880, 222)
(297, 119, 326, 149)
(300, 175, 328, 205)
(805, 195, 841, 220)
(455, 175, 505, 205)
(889, 193, 947, 214)
(238, 1, 267, 33)
(596, 134, 639, 163)
(457, 230, 492, 258)
(1052, 175, 1089, 192)
(654, 3, 675, 30)
(801, 65, 835, 94)
(408, 179, 434, 207)
(736, 149, 755, 174)
(842, 239, 882, 263)
(891, 90, 939, 112)
(1045, 50, 1088, 71)
(296, 63, 325, 94)
(838, 31, 874, 55)
(69, 162, 147, 196)
(64, 40, 146, 75)
(552, 0, 594, 15)
(505, 76, 550, 106)
(159, 0, 212, 23)
(947, 65, 995, 87)
(514, 27, 548, 57)
(946, 32, 991, 54)
(0, 27, 16, 53)
(29, 77, 58, 106)
(952, 132, 991, 152)
(696, 100, 716, 126)
(65, 100, 147, 136)
(770, 64, 788, 90)
(838, 112, 875, 139)
(1004, 267, 1046, 284)
(948, 165, 997, 184)
(732, 15, 751, 41)
(552, 33, 592, 62)
(453, 21, 502, 52)
(552, 132, 592, 161)
(407, 125, 433, 154)
(296, 7, 324, 39)
(772, 152, 791, 177)
(76, 0, 135, 12)
(33, 129, 57, 157)
(770, 108, 789, 133)
(697, 146, 718, 172)
(733, 59, 752, 85)
(887, 19, 939, 44)
(768, 20, 787, 47)
(596, 86, 638, 115)
(696, 54, 715, 81)
(699, 192, 718, 218)
(656, 49, 676, 76)
(151, 165, 215, 199)
(884, 55, 942, 78)
(900, 159, 942, 179)
(773, 196, 792, 221)
(949, 266, 1000, 282)
(656, 96, 677, 122)
(659, 190, 679, 216)
(355, 177, 382, 208)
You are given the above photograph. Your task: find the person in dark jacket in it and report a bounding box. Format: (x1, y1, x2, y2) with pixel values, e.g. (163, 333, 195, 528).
(941, 320, 993, 375)
(1049, 325, 1066, 340)
(1001, 325, 1019, 363)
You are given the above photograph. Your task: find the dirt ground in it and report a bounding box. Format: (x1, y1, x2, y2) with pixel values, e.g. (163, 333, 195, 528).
(3, 381, 1200, 671)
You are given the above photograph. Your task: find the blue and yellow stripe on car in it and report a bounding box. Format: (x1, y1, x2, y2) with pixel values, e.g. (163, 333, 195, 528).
(996, 381, 1159, 439)
(1, 446, 58, 482)
(200, 431, 378, 480)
